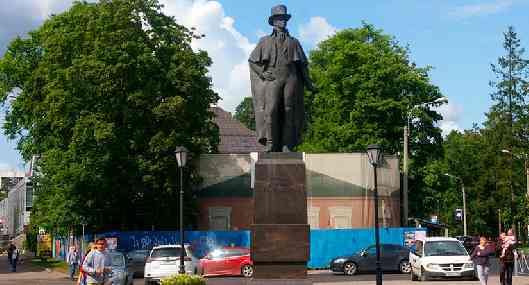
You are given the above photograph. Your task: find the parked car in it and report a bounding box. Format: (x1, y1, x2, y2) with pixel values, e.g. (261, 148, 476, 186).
(410, 237, 475, 281)
(127, 249, 150, 277)
(199, 247, 253, 278)
(144, 244, 199, 285)
(330, 244, 411, 276)
(107, 251, 134, 285)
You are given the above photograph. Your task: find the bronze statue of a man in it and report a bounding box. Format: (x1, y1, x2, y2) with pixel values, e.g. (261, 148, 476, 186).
(249, 5, 315, 152)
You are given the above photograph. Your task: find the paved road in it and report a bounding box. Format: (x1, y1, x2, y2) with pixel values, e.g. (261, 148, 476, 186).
(3, 257, 529, 285)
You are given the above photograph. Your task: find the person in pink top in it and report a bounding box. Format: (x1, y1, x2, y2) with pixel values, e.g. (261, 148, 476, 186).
(501, 229, 516, 258)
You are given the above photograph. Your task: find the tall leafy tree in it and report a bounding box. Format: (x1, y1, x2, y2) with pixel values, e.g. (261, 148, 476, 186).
(0, 0, 219, 233)
(234, 97, 255, 130)
(488, 26, 529, 231)
(301, 24, 444, 156)
(300, 24, 445, 221)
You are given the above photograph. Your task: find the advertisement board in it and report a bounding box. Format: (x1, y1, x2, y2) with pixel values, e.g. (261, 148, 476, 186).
(36, 234, 52, 259)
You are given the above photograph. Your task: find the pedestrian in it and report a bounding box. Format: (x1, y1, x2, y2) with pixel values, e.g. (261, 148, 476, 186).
(471, 236, 494, 285)
(501, 229, 517, 257)
(77, 242, 96, 285)
(6, 242, 14, 266)
(9, 244, 19, 272)
(81, 238, 111, 285)
(499, 229, 516, 285)
(67, 245, 80, 280)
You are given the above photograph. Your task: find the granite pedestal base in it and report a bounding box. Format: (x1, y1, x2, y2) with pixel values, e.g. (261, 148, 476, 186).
(251, 152, 310, 281)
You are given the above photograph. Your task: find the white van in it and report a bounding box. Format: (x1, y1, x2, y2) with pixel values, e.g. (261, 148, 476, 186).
(410, 237, 475, 281)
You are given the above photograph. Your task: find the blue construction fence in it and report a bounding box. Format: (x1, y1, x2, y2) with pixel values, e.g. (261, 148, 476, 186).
(53, 227, 425, 269)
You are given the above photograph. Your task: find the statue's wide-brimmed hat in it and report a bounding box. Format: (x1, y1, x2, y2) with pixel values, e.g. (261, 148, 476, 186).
(268, 5, 291, 25)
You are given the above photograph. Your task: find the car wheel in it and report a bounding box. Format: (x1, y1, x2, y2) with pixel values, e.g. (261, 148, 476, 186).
(343, 262, 357, 276)
(399, 260, 411, 274)
(420, 268, 429, 282)
(242, 264, 254, 278)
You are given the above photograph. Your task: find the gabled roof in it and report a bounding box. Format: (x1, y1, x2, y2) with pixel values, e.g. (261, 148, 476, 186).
(211, 107, 266, 154)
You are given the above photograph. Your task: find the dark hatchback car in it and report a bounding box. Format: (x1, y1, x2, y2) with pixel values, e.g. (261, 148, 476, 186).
(126, 249, 150, 277)
(330, 244, 411, 276)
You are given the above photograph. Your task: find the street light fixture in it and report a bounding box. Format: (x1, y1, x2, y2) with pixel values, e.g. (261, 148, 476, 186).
(444, 173, 467, 236)
(175, 146, 188, 275)
(402, 96, 448, 226)
(367, 144, 383, 285)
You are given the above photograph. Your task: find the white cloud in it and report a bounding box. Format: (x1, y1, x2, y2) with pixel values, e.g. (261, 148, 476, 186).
(159, 0, 255, 112)
(449, 0, 520, 18)
(298, 16, 337, 46)
(434, 101, 463, 136)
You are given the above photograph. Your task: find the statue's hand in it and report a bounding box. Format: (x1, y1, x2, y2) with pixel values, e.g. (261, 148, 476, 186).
(261, 71, 275, 81)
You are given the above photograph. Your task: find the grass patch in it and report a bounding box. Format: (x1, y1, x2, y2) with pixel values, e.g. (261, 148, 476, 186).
(31, 257, 69, 273)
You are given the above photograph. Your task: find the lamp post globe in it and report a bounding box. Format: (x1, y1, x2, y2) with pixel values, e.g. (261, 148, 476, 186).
(175, 146, 188, 274)
(367, 144, 383, 167)
(175, 146, 188, 167)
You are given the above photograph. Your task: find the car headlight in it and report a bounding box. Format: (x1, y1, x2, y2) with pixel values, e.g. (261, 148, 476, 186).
(426, 263, 441, 270)
(333, 258, 347, 263)
(464, 263, 474, 269)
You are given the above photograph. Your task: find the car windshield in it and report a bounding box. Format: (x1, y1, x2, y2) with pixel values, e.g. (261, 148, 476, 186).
(151, 247, 186, 259)
(425, 241, 468, 256)
(110, 253, 125, 267)
(129, 250, 148, 259)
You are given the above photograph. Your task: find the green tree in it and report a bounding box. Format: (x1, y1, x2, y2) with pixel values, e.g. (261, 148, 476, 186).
(234, 97, 255, 130)
(301, 24, 444, 156)
(300, 24, 445, 221)
(0, 0, 219, 233)
(488, 26, 529, 232)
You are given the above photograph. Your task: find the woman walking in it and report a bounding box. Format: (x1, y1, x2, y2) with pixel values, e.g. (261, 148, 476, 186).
(499, 234, 516, 285)
(471, 236, 494, 285)
(77, 242, 95, 285)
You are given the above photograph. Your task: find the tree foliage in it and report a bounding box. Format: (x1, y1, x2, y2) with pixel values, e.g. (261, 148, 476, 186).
(0, 0, 219, 233)
(234, 97, 255, 131)
(418, 26, 529, 236)
(300, 24, 444, 157)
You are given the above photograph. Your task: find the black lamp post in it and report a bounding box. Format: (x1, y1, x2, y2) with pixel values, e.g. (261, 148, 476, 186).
(367, 144, 383, 285)
(175, 146, 188, 274)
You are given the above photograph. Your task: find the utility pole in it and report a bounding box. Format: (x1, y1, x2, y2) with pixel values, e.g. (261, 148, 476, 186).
(403, 125, 409, 226)
(462, 184, 467, 236)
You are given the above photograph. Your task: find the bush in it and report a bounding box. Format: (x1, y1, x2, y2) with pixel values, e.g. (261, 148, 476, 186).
(160, 274, 206, 285)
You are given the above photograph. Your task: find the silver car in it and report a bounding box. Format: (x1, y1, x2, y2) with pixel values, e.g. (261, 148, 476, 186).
(107, 251, 134, 285)
(144, 244, 199, 285)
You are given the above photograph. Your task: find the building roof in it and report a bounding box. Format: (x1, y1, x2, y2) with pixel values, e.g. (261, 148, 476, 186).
(211, 107, 266, 154)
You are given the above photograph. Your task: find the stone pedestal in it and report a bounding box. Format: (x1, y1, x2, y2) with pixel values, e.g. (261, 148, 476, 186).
(251, 153, 311, 284)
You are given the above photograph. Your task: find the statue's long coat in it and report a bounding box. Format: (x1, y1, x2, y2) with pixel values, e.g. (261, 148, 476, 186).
(248, 34, 309, 148)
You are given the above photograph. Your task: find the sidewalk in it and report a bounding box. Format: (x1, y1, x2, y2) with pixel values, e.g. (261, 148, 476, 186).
(313, 276, 529, 285)
(0, 253, 69, 283)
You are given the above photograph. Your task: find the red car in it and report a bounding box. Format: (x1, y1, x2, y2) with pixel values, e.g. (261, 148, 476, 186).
(199, 247, 253, 278)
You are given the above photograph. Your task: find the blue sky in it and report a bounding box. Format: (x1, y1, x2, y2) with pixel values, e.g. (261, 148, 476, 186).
(1, 0, 529, 171)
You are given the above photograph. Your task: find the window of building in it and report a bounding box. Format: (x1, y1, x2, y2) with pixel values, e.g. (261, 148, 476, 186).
(308, 207, 320, 229)
(208, 207, 231, 231)
(329, 206, 352, 229)
(25, 182, 33, 210)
